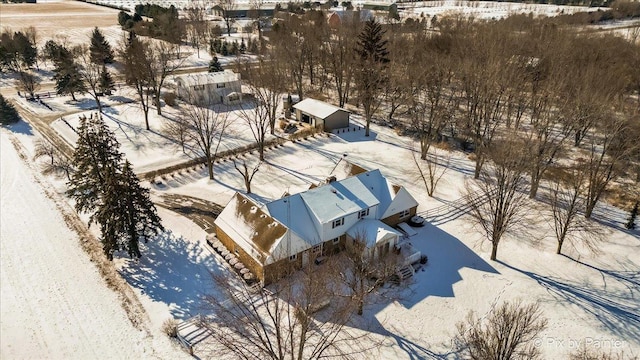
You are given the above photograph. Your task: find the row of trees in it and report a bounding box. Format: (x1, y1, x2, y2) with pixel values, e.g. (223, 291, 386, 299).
(44, 32, 116, 112)
(249, 10, 639, 260)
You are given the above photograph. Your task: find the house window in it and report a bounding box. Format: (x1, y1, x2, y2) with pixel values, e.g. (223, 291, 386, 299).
(358, 208, 370, 219)
(216, 83, 226, 88)
(193, 84, 205, 91)
(332, 218, 344, 228)
(332, 237, 339, 244)
(312, 244, 322, 255)
(399, 209, 411, 219)
(289, 254, 297, 262)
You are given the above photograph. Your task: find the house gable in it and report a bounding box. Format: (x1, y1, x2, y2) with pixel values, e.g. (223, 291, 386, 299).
(381, 186, 419, 219)
(214, 193, 287, 265)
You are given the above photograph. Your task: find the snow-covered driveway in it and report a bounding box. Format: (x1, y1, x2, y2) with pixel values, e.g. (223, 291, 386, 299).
(0, 129, 157, 359)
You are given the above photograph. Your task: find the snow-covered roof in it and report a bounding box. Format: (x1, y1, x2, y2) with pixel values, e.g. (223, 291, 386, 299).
(292, 98, 348, 120)
(217, 169, 419, 262)
(214, 193, 287, 265)
(173, 70, 240, 87)
(346, 219, 402, 247)
(266, 194, 321, 248)
(300, 174, 380, 224)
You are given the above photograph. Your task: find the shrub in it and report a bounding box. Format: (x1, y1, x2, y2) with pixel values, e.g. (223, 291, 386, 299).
(163, 92, 177, 107)
(290, 126, 318, 141)
(162, 318, 178, 338)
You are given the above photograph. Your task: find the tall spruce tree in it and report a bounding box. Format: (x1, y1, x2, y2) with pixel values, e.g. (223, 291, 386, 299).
(354, 18, 389, 137)
(51, 44, 86, 101)
(0, 94, 20, 125)
(13, 31, 37, 69)
(67, 114, 123, 216)
(94, 161, 163, 259)
(98, 65, 115, 95)
(89, 27, 114, 65)
(67, 115, 162, 259)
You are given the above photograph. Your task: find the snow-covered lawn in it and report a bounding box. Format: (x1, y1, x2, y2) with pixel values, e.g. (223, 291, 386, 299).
(0, 124, 189, 359)
(143, 115, 640, 358)
(50, 100, 266, 174)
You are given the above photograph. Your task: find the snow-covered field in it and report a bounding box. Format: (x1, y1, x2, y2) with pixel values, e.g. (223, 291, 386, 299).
(401, 0, 601, 20)
(0, 125, 189, 359)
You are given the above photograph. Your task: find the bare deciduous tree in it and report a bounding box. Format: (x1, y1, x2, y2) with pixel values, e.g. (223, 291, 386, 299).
(580, 112, 632, 219)
(570, 345, 639, 360)
(186, 1, 209, 58)
(412, 146, 449, 197)
(342, 231, 401, 316)
(200, 261, 368, 360)
(16, 71, 41, 99)
(237, 56, 285, 135)
(149, 41, 181, 116)
(121, 37, 181, 129)
(233, 158, 261, 194)
(76, 45, 106, 113)
(120, 36, 154, 130)
(218, 0, 237, 37)
(454, 22, 513, 179)
(237, 93, 270, 161)
(455, 300, 548, 360)
(164, 93, 230, 180)
(33, 138, 75, 181)
(270, 14, 308, 100)
(548, 166, 603, 255)
(466, 141, 529, 261)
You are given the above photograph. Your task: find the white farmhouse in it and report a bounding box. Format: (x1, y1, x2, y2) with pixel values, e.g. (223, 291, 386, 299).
(213, 169, 419, 284)
(173, 70, 242, 105)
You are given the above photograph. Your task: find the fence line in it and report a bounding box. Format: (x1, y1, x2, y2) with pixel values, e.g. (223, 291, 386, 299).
(139, 136, 286, 181)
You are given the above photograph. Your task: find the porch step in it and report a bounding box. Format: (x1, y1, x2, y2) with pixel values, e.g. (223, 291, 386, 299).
(390, 264, 415, 284)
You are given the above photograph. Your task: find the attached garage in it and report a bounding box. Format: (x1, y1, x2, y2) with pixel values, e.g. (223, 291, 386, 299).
(292, 98, 350, 132)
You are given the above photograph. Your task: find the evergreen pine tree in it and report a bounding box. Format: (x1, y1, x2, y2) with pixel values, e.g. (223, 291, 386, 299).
(68, 115, 161, 260)
(51, 45, 86, 101)
(0, 94, 20, 125)
(94, 161, 163, 259)
(13, 32, 37, 69)
(231, 40, 239, 55)
(354, 18, 389, 137)
(208, 56, 223, 72)
(98, 65, 115, 95)
(90, 27, 115, 65)
(67, 114, 123, 217)
(626, 202, 638, 230)
(53, 61, 86, 101)
(240, 39, 246, 54)
(221, 42, 229, 56)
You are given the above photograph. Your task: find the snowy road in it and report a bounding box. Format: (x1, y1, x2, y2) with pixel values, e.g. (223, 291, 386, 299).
(0, 130, 158, 359)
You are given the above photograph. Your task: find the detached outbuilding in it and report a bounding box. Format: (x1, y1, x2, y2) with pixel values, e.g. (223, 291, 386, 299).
(292, 98, 350, 132)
